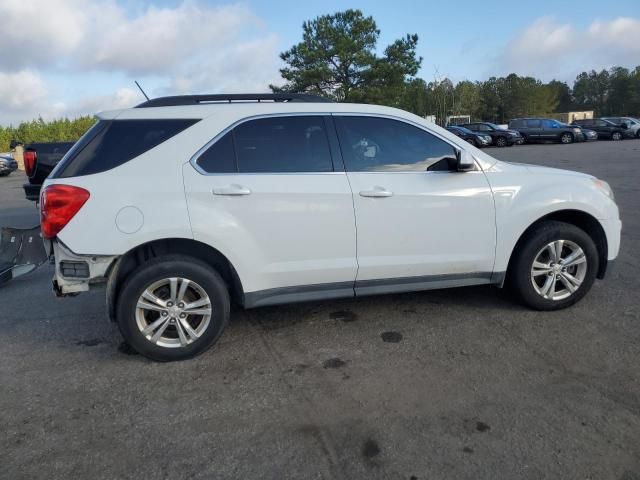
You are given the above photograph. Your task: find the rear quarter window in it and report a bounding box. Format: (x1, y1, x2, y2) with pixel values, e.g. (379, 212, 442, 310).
(52, 119, 199, 178)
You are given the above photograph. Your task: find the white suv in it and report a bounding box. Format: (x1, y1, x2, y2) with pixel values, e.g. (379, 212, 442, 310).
(41, 94, 621, 361)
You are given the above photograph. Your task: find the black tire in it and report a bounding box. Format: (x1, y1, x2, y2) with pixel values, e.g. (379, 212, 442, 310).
(636, 130, 640, 139)
(508, 221, 598, 311)
(495, 136, 507, 147)
(466, 138, 477, 147)
(116, 254, 230, 361)
(0, 171, 9, 177)
(611, 131, 622, 141)
(560, 132, 573, 144)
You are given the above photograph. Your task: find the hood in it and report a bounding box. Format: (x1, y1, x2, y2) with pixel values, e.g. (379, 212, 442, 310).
(492, 160, 594, 179)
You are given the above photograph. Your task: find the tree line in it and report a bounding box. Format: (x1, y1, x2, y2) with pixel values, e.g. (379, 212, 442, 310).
(2, 9, 639, 151)
(273, 10, 640, 124)
(0, 117, 95, 152)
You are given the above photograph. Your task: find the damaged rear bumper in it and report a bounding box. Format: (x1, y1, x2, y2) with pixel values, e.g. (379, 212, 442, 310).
(51, 240, 118, 296)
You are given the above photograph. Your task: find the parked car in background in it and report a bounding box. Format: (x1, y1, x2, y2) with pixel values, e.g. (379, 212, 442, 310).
(459, 122, 522, 147)
(571, 119, 627, 141)
(41, 93, 621, 361)
(581, 128, 598, 141)
(602, 117, 640, 138)
(445, 125, 492, 147)
(509, 118, 584, 144)
(21, 141, 75, 201)
(0, 153, 18, 176)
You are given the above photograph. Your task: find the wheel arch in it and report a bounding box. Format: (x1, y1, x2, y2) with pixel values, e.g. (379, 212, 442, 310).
(106, 238, 245, 322)
(504, 209, 608, 285)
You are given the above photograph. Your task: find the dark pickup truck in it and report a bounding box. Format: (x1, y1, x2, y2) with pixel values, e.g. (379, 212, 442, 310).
(20, 141, 75, 201)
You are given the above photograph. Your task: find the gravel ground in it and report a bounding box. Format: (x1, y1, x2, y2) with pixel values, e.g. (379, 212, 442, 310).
(1, 140, 639, 480)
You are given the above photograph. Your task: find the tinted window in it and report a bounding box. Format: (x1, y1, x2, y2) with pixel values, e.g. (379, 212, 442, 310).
(526, 119, 541, 128)
(196, 131, 236, 173)
(335, 116, 457, 172)
(477, 124, 492, 132)
(542, 119, 560, 128)
(510, 119, 525, 128)
(595, 120, 608, 127)
(54, 119, 198, 178)
(233, 116, 332, 173)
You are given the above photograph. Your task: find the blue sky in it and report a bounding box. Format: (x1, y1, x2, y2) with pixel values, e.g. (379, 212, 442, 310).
(1, 0, 639, 125)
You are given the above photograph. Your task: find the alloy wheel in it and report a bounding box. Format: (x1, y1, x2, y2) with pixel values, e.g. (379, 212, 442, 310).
(531, 240, 587, 301)
(561, 133, 572, 144)
(135, 277, 212, 348)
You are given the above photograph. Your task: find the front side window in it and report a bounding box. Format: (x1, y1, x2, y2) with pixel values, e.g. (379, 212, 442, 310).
(526, 119, 542, 128)
(233, 116, 333, 173)
(335, 116, 457, 172)
(477, 124, 492, 132)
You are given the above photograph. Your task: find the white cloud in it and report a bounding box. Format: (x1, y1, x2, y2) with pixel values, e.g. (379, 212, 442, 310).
(168, 34, 283, 94)
(60, 88, 141, 118)
(0, 0, 86, 69)
(0, 0, 283, 125)
(498, 16, 640, 81)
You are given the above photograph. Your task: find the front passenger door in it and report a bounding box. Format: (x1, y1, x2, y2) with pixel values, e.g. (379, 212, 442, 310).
(333, 115, 496, 293)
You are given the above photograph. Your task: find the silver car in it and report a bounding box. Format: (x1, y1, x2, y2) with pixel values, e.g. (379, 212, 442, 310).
(0, 153, 18, 176)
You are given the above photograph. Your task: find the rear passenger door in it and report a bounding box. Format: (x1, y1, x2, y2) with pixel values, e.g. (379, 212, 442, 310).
(183, 115, 357, 304)
(525, 119, 542, 140)
(334, 115, 496, 294)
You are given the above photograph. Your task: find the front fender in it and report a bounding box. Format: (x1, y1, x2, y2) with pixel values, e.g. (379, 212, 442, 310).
(487, 169, 619, 274)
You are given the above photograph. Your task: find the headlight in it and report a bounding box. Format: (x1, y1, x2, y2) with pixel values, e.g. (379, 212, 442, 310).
(573, 128, 581, 133)
(593, 179, 614, 201)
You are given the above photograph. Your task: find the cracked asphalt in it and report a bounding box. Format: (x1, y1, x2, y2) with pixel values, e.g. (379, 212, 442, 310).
(1, 140, 639, 479)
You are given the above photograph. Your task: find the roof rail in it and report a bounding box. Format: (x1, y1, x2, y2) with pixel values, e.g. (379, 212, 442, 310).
(135, 93, 334, 108)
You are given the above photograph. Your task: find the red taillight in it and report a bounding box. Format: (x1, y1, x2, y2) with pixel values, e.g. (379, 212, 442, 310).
(24, 150, 37, 177)
(40, 185, 90, 239)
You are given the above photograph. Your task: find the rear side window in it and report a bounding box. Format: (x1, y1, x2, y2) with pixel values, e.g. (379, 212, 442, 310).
(196, 131, 236, 173)
(526, 119, 541, 128)
(510, 119, 525, 128)
(53, 119, 198, 178)
(234, 116, 333, 173)
(196, 116, 334, 174)
(335, 116, 457, 172)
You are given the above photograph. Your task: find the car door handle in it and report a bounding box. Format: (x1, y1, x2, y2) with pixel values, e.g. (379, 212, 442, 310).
(359, 186, 393, 198)
(212, 184, 252, 196)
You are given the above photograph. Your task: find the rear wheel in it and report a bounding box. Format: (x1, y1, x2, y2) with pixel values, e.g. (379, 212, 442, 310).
(611, 131, 622, 141)
(560, 132, 573, 144)
(509, 221, 598, 310)
(495, 137, 507, 147)
(116, 255, 230, 361)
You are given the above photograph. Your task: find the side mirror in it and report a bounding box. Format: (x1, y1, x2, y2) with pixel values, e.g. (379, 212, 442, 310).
(456, 149, 476, 172)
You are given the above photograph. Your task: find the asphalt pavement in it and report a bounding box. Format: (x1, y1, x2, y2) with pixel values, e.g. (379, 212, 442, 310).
(1, 140, 639, 479)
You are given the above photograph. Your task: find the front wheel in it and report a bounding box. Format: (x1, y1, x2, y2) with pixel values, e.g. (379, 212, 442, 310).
(509, 221, 598, 310)
(495, 137, 507, 147)
(611, 131, 622, 141)
(116, 255, 230, 361)
(560, 133, 573, 144)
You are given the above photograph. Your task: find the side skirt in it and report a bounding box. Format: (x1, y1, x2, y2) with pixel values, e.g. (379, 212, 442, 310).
(243, 272, 498, 309)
